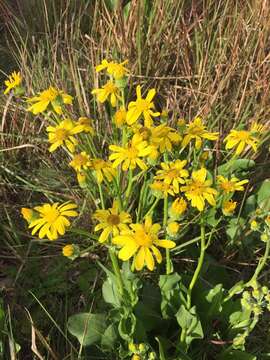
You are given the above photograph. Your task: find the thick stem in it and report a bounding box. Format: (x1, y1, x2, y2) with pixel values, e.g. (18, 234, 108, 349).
(109, 248, 124, 296)
(186, 223, 206, 309)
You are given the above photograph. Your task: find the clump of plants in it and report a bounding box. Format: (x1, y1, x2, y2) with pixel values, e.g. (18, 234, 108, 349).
(3, 61, 270, 359)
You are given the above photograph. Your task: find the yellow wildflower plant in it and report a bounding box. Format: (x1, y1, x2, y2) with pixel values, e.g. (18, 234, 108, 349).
(4, 71, 22, 95)
(150, 181, 175, 198)
(69, 152, 91, 172)
(217, 175, 249, 194)
(76, 117, 95, 135)
(112, 216, 176, 271)
(91, 80, 120, 107)
(126, 85, 160, 127)
(47, 119, 84, 153)
(95, 59, 129, 79)
(93, 201, 132, 243)
(154, 124, 181, 153)
(169, 197, 188, 219)
(222, 200, 237, 216)
(224, 129, 258, 155)
(27, 86, 73, 114)
(109, 134, 155, 171)
(182, 117, 219, 149)
(27, 202, 78, 240)
(181, 168, 217, 211)
(90, 159, 116, 184)
(113, 107, 127, 127)
(154, 160, 189, 193)
(167, 221, 180, 237)
(62, 244, 75, 257)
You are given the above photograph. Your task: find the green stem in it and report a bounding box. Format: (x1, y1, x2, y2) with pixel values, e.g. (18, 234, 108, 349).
(163, 195, 171, 275)
(109, 248, 124, 296)
(186, 222, 206, 309)
(98, 182, 105, 209)
(144, 197, 160, 218)
(124, 169, 133, 206)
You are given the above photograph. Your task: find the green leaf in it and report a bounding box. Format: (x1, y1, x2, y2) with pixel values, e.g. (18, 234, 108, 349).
(102, 277, 121, 308)
(176, 305, 203, 346)
(218, 349, 257, 360)
(226, 218, 245, 243)
(118, 312, 136, 341)
(218, 159, 255, 176)
(257, 180, 270, 210)
(205, 284, 224, 317)
(204, 208, 219, 227)
(155, 337, 166, 360)
(101, 324, 118, 349)
(229, 309, 251, 329)
(67, 313, 106, 346)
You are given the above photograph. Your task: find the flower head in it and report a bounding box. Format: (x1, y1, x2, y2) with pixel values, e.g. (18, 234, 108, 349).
(126, 85, 160, 127)
(167, 221, 180, 237)
(90, 159, 116, 183)
(62, 244, 75, 257)
(4, 71, 22, 95)
(27, 86, 73, 114)
(47, 119, 83, 153)
(182, 117, 219, 149)
(153, 124, 181, 153)
(150, 181, 175, 198)
(76, 117, 95, 135)
(224, 129, 258, 155)
(181, 168, 217, 211)
(112, 216, 175, 271)
(109, 134, 155, 171)
(154, 160, 189, 193)
(27, 202, 78, 240)
(217, 175, 248, 194)
(21, 207, 36, 223)
(222, 200, 237, 216)
(93, 201, 132, 243)
(69, 152, 91, 172)
(113, 107, 127, 127)
(91, 81, 120, 107)
(169, 197, 187, 219)
(95, 59, 129, 79)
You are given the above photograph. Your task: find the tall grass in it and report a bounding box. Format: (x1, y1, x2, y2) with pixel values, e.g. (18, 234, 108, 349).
(1, 0, 270, 358)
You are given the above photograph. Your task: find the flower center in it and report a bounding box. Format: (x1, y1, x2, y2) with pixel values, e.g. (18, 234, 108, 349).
(44, 208, 60, 223)
(55, 128, 69, 141)
(127, 145, 139, 159)
(107, 214, 120, 226)
(237, 131, 250, 140)
(104, 82, 117, 94)
(135, 229, 153, 247)
(136, 99, 150, 112)
(190, 181, 206, 195)
(139, 127, 151, 140)
(74, 154, 87, 166)
(42, 87, 58, 101)
(221, 181, 235, 192)
(188, 124, 204, 135)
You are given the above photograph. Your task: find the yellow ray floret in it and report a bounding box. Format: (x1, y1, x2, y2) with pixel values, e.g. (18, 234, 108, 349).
(28, 202, 78, 240)
(224, 129, 258, 155)
(217, 175, 249, 194)
(47, 119, 84, 153)
(27, 86, 73, 114)
(181, 168, 217, 211)
(76, 117, 95, 135)
(112, 216, 175, 271)
(222, 200, 237, 216)
(91, 81, 120, 107)
(93, 200, 132, 243)
(69, 152, 91, 172)
(109, 134, 155, 171)
(169, 197, 188, 218)
(90, 159, 116, 183)
(182, 117, 219, 149)
(154, 160, 189, 193)
(4, 71, 22, 95)
(95, 59, 129, 79)
(126, 85, 160, 127)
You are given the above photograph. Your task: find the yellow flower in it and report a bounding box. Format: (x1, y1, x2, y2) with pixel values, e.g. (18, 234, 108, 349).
(69, 152, 91, 172)
(91, 81, 120, 107)
(27, 86, 73, 114)
(153, 124, 181, 153)
(77, 117, 95, 135)
(77, 171, 87, 187)
(62, 244, 75, 257)
(250, 220, 259, 231)
(21, 208, 36, 223)
(109, 134, 155, 171)
(126, 85, 160, 127)
(169, 197, 187, 218)
(90, 159, 116, 183)
(150, 181, 175, 198)
(250, 122, 267, 134)
(217, 175, 248, 194)
(222, 200, 237, 216)
(93, 201, 132, 243)
(113, 107, 127, 127)
(182, 117, 219, 149)
(224, 129, 258, 155)
(4, 71, 22, 94)
(132, 356, 141, 360)
(112, 216, 175, 271)
(47, 119, 83, 153)
(154, 160, 189, 193)
(28, 202, 78, 240)
(95, 59, 129, 79)
(167, 221, 180, 237)
(181, 168, 217, 211)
